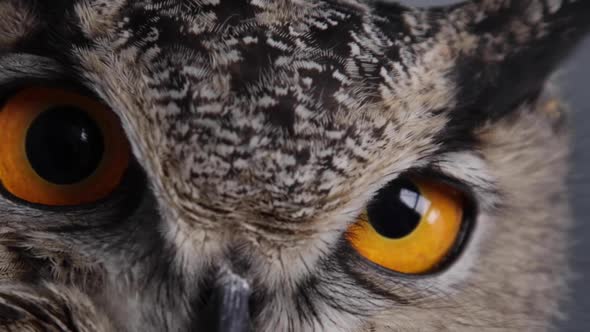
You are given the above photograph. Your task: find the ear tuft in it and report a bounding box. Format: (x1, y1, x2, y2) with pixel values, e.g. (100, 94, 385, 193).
(433, 0, 590, 121)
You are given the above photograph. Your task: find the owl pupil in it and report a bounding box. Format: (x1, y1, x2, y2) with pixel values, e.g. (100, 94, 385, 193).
(25, 107, 104, 185)
(367, 178, 423, 239)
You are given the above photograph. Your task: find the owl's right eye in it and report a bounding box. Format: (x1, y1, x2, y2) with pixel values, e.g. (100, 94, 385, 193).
(346, 176, 473, 275)
(0, 86, 130, 206)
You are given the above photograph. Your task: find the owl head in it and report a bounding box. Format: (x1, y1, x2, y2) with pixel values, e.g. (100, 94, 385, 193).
(0, 0, 587, 331)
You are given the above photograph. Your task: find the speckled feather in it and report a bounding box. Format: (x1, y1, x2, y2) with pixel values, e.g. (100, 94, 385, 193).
(0, 0, 587, 331)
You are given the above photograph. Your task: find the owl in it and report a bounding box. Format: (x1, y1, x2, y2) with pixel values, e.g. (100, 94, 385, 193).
(0, 0, 587, 331)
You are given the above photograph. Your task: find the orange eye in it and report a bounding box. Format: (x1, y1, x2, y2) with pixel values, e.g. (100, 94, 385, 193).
(346, 177, 468, 275)
(0, 87, 130, 206)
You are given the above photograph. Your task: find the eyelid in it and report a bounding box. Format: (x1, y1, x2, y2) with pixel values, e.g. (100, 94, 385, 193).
(0, 54, 66, 82)
(407, 165, 487, 207)
(0, 54, 93, 101)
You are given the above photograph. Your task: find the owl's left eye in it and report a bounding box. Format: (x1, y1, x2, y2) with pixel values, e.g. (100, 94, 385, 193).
(0, 86, 130, 206)
(346, 176, 472, 275)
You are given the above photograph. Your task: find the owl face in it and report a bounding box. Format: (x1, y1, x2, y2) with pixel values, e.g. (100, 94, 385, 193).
(0, 0, 587, 331)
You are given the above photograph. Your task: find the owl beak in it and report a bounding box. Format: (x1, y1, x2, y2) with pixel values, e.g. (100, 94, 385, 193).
(200, 267, 252, 332)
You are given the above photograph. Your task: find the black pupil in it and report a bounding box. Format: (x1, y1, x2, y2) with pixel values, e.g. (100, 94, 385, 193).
(367, 178, 427, 239)
(26, 106, 104, 185)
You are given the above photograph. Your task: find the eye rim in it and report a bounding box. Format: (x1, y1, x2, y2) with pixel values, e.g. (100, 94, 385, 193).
(0, 84, 132, 208)
(344, 171, 478, 278)
(0, 159, 141, 213)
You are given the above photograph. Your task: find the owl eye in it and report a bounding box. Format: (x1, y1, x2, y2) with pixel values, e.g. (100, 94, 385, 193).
(0, 86, 130, 206)
(346, 177, 470, 275)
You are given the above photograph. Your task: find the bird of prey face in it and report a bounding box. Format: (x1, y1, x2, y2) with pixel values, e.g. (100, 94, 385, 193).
(0, 0, 587, 331)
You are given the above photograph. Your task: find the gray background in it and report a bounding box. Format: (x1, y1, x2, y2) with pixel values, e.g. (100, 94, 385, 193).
(561, 37, 590, 332)
(400, 1, 589, 330)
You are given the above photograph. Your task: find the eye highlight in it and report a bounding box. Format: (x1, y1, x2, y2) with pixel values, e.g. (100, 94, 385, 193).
(0, 86, 130, 206)
(346, 177, 468, 275)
